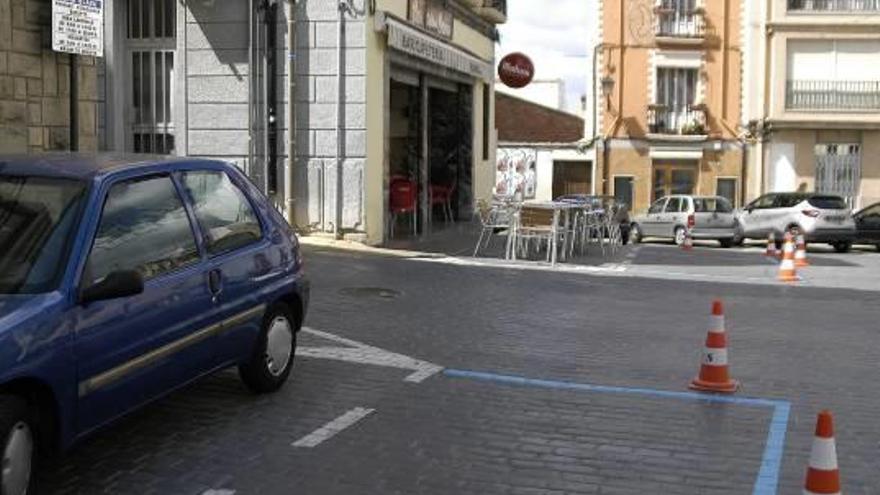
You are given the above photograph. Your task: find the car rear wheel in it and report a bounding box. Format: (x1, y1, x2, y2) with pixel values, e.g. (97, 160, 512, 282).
(629, 224, 643, 244)
(718, 238, 734, 248)
(0, 396, 34, 495)
(674, 227, 687, 246)
(832, 241, 852, 253)
(239, 303, 299, 394)
(876, 243, 880, 253)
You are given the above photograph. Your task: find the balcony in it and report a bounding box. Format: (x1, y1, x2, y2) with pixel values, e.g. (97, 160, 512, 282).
(654, 9, 705, 44)
(786, 80, 880, 110)
(647, 104, 708, 140)
(788, 0, 880, 12)
(476, 0, 507, 24)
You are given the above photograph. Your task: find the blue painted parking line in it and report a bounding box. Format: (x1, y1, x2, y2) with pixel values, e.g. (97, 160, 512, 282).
(443, 369, 791, 495)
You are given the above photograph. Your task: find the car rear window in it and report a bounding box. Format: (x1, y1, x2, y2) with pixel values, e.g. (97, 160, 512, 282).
(807, 196, 848, 210)
(694, 197, 733, 213)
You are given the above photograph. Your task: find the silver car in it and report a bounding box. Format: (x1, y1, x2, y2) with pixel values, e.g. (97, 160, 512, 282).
(737, 193, 856, 252)
(630, 195, 739, 248)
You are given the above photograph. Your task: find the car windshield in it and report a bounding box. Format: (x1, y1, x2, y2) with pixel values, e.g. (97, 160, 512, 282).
(0, 175, 87, 294)
(807, 196, 848, 210)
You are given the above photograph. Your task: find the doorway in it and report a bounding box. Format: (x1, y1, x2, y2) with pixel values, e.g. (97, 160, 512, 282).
(652, 162, 697, 201)
(552, 160, 591, 199)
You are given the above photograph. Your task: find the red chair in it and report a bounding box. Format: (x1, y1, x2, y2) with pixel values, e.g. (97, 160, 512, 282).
(389, 179, 418, 237)
(430, 182, 456, 223)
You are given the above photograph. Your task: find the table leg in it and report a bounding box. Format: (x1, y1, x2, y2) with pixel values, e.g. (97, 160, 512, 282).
(551, 209, 560, 266)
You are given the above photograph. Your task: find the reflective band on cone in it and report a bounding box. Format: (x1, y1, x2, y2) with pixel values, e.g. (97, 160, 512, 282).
(766, 232, 778, 258)
(795, 233, 810, 268)
(690, 299, 739, 394)
(778, 233, 800, 283)
(682, 229, 693, 251)
(804, 410, 841, 495)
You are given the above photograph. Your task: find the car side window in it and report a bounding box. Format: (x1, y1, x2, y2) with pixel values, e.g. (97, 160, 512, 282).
(648, 199, 666, 214)
(664, 198, 682, 213)
(181, 170, 262, 256)
(86, 176, 200, 285)
(750, 195, 774, 209)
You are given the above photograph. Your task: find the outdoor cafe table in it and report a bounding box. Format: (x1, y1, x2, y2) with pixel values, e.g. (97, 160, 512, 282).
(510, 201, 581, 266)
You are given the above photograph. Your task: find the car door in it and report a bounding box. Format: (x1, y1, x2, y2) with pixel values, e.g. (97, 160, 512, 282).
(178, 169, 271, 367)
(740, 194, 775, 237)
(642, 198, 668, 236)
(73, 174, 216, 434)
(856, 204, 880, 243)
(659, 197, 684, 237)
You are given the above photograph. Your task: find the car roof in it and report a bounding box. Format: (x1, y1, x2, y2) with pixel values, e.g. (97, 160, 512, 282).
(0, 153, 215, 181)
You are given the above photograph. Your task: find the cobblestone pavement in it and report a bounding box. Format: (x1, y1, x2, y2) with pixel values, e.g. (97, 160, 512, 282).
(36, 244, 880, 494)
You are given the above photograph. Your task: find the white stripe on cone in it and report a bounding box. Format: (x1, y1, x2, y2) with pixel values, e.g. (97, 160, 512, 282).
(709, 315, 725, 333)
(702, 348, 728, 366)
(808, 437, 839, 471)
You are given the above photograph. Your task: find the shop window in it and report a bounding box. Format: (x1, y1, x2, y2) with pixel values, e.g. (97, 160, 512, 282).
(815, 144, 861, 206)
(614, 176, 634, 208)
(127, 0, 176, 154)
(482, 83, 490, 161)
(716, 178, 737, 206)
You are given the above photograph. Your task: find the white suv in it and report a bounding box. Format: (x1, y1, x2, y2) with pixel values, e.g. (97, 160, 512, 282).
(737, 193, 856, 252)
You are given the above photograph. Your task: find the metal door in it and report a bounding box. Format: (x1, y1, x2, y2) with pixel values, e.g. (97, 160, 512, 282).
(816, 144, 861, 208)
(249, 0, 280, 195)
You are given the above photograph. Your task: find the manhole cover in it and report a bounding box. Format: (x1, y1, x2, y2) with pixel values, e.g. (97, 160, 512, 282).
(338, 287, 401, 299)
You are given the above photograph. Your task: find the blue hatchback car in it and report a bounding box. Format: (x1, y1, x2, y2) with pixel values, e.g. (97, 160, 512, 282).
(0, 154, 308, 494)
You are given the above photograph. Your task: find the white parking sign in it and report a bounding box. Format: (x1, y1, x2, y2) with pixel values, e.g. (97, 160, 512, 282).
(52, 0, 104, 57)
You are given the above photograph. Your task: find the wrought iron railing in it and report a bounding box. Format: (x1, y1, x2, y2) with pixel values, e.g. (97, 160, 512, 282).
(788, 0, 880, 11)
(484, 0, 506, 15)
(655, 10, 705, 38)
(647, 105, 707, 135)
(786, 80, 880, 110)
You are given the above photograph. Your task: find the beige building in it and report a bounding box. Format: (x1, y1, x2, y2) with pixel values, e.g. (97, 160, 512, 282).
(596, 0, 745, 214)
(743, 0, 880, 209)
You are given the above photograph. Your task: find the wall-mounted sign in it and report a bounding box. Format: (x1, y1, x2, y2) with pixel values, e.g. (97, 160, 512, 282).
(498, 52, 534, 89)
(387, 18, 493, 82)
(52, 0, 104, 57)
(408, 0, 453, 39)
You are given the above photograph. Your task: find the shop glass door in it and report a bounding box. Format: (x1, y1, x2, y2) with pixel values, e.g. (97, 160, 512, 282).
(652, 163, 696, 201)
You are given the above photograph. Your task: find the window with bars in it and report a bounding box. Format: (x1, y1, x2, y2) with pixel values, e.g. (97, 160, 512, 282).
(815, 144, 861, 205)
(127, 0, 176, 155)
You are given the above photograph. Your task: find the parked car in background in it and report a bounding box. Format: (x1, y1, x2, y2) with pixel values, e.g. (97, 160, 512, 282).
(630, 195, 739, 247)
(737, 193, 856, 252)
(555, 194, 631, 245)
(853, 202, 880, 251)
(0, 154, 309, 493)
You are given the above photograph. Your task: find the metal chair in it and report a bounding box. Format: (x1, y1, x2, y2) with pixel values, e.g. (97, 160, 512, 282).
(473, 199, 511, 257)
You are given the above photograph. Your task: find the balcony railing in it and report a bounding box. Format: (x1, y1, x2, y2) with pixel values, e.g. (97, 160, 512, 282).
(655, 10, 705, 38)
(647, 105, 707, 136)
(788, 0, 880, 12)
(786, 80, 880, 110)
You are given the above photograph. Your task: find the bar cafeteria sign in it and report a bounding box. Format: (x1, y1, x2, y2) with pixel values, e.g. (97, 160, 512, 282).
(53, 0, 104, 57)
(498, 52, 534, 89)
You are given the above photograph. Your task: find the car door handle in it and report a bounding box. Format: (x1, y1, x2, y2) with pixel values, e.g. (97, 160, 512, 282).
(208, 269, 223, 303)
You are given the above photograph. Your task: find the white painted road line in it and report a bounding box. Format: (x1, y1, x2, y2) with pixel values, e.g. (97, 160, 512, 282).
(298, 327, 443, 383)
(292, 407, 376, 448)
(201, 490, 235, 495)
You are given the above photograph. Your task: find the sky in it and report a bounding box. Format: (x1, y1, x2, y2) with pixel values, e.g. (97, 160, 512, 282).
(497, 0, 591, 114)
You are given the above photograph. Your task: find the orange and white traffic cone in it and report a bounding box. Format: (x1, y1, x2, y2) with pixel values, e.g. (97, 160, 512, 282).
(778, 233, 800, 283)
(682, 229, 693, 251)
(795, 233, 810, 268)
(804, 410, 841, 495)
(765, 232, 778, 258)
(689, 300, 739, 393)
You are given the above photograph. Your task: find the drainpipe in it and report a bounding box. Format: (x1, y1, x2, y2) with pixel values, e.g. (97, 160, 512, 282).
(286, 0, 296, 224)
(335, 0, 353, 239)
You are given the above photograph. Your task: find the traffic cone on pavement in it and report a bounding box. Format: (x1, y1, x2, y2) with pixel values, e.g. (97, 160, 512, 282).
(682, 229, 693, 251)
(765, 232, 778, 258)
(804, 410, 841, 495)
(795, 233, 810, 268)
(689, 300, 739, 393)
(778, 233, 800, 283)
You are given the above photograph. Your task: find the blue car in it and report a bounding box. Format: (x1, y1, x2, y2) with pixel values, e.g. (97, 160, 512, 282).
(0, 154, 309, 494)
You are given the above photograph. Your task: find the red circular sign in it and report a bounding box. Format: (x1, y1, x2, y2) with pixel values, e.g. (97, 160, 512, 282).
(498, 52, 535, 89)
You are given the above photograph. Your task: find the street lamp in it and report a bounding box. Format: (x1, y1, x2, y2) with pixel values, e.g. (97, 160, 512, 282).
(600, 75, 615, 110)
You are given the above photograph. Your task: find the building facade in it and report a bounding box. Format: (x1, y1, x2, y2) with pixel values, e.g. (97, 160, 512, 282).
(743, 0, 880, 209)
(596, 0, 745, 214)
(0, 0, 505, 245)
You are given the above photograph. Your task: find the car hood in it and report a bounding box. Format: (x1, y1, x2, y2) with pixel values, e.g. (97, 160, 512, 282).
(0, 293, 64, 331)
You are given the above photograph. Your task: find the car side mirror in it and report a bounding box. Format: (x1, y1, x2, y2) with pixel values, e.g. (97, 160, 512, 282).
(80, 270, 144, 305)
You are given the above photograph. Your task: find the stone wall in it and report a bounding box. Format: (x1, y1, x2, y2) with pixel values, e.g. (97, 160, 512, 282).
(0, 0, 97, 153)
(293, 0, 367, 233)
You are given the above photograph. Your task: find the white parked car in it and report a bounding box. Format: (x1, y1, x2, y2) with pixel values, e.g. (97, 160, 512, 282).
(630, 195, 739, 248)
(737, 193, 856, 252)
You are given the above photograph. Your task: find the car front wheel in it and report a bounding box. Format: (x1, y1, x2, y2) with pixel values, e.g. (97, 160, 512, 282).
(832, 241, 852, 253)
(719, 238, 734, 248)
(674, 227, 687, 246)
(629, 224, 643, 244)
(0, 396, 34, 495)
(239, 303, 299, 393)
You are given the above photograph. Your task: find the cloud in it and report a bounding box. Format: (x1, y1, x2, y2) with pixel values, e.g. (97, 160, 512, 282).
(497, 0, 591, 113)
